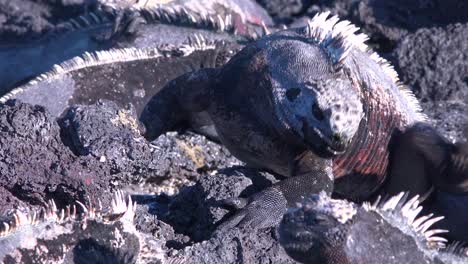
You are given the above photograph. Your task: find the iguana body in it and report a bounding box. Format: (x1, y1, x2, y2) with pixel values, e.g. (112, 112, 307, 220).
(0, 191, 164, 263)
(104, 0, 274, 31)
(279, 192, 468, 264)
(7, 8, 465, 237)
(1, 8, 467, 262)
(141, 12, 436, 228)
(0, 1, 270, 94)
(0, 2, 259, 121)
(1, 40, 242, 119)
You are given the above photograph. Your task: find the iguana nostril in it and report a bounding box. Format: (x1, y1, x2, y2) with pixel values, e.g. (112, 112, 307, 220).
(333, 134, 341, 142)
(312, 104, 325, 121)
(286, 88, 301, 102)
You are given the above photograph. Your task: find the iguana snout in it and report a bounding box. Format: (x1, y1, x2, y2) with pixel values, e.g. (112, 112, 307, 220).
(230, 35, 364, 157)
(299, 76, 363, 156)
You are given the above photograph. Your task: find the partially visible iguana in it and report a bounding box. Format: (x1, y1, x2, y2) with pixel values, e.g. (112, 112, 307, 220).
(140, 12, 467, 229)
(1, 39, 243, 120)
(279, 192, 468, 264)
(0, 1, 271, 94)
(0, 191, 164, 263)
(1, 190, 466, 263)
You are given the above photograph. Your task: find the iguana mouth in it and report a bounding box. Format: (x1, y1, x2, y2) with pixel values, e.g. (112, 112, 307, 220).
(299, 118, 346, 157)
(311, 127, 346, 155)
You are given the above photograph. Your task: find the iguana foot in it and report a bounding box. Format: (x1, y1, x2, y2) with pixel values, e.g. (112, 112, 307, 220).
(216, 186, 288, 231)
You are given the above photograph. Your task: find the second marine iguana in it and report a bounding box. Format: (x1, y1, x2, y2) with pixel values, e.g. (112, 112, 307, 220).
(1, 39, 243, 119)
(279, 192, 468, 264)
(140, 12, 467, 229)
(0, 1, 270, 95)
(0, 191, 165, 263)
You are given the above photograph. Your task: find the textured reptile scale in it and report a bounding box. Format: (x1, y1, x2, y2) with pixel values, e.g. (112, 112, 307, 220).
(332, 84, 402, 201)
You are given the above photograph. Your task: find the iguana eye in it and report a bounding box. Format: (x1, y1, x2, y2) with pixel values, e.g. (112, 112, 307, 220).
(286, 88, 301, 102)
(312, 104, 325, 121)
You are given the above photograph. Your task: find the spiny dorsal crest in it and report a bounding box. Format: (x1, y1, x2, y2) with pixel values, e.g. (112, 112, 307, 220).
(0, 190, 135, 238)
(363, 192, 448, 249)
(55, 4, 236, 41)
(305, 12, 367, 66)
(55, 8, 118, 34)
(137, 5, 235, 33)
(0, 40, 218, 103)
(107, 190, 137, 222)
(305, 11, 400, 83)
(305, 11, 401, 84)
(304, 12, 426, 122)
(296, 191, 358, 224)
(445, 242, 468, 258)
(0, 200, 74, 237)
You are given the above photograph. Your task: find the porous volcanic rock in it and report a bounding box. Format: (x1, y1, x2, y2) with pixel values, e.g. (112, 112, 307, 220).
(302, 0, 468, 51)
(162, 167, 296, 263)
(0, 99, 113, 213)
(0, 99, 241, 214)
(392, 23, 468, 142)
(256, 0, 313, 22)
(61, 99, 242, 194)
(0, 0, 98, 43)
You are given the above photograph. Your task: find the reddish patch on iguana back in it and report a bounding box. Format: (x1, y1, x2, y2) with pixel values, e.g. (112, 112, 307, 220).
(332, 84, 405, 201)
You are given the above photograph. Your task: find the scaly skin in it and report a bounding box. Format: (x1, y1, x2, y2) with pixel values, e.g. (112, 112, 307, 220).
(1, 10, 466, 261)
(1, 40, 243, 120)
(104, 0, 274, 31)
(141, 12, 435, 229)
(0, 3, 253, 124)
(279, 192, 468, 264)
(0, 1, 270, 95)
(0, 191, 164, 263)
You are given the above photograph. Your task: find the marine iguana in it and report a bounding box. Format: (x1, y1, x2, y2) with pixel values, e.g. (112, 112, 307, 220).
(140, 12, 457, 229)
(106, 0, 274, 31)
(0, 38, 243, 122)
(279, 192, 468, 264)
(0, 191, 164, 263)
(0, 1, 270, 94)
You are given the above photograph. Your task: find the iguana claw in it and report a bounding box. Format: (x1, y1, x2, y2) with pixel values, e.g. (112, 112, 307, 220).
(217, 186, 288, 231)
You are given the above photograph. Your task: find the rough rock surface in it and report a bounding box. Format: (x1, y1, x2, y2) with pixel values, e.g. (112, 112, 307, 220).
(61, 100, 241, 190)
(256, 0, 312, 22)
(0, 0, 98, 43)
(163, 168, 296, 263)
(302, 0, 468, 50)
(0, 99, 240, 214)
(0, 99, 114, 214)
(0, 0, 467, 263)
(392, 23, 468, 141)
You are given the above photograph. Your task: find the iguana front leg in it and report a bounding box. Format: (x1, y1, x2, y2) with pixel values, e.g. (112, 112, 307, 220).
(140, 68, 217, 140)
(217, 151, 334, 230)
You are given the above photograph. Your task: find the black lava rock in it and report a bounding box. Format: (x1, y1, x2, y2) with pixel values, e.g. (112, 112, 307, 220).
(0, 0, 98, 43)
(302, 0, 468, 51)
(392, 23, 468, 141)
(256, 0, 313, 22)
(0, 100, 113, 213)
(164, 167, 295, 263)
(60, 99, 241, 193)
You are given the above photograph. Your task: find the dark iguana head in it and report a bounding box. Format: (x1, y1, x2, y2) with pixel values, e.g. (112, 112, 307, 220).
(218, 15, 364, 157)
(279, 192, 357, 263)
(279, 192, 449, 264)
